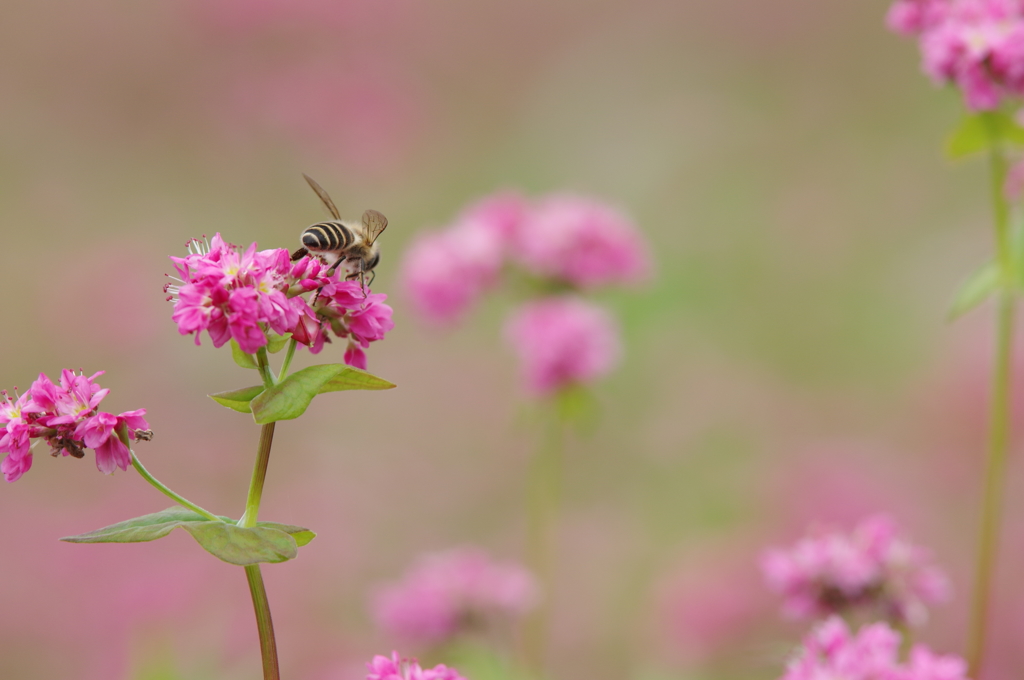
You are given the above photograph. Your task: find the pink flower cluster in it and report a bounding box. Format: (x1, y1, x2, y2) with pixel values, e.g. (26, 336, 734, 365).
(401, 192, 650, 325)
(0, 370, 149, 482)
(888, 0, 1024, 110)
(504, 296, 622, 396)
(166, 234, 393, 368)
(761, 515, 950, 627)
(371, 548, 539, 645)
(291, 279, 395, 370)
(365, 652, 466, 680)
(781, 617, 969, 680)
(402, 191, 646, 395)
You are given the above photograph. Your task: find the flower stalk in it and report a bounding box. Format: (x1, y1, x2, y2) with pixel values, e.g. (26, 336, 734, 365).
(239, 423, 276, 529)
(130, 450, 222, 523)
(522, 404, 566, 674)
(965, 114, 1017, 678)
(245, 564, 280, 680)
(239, 421, 280, 680)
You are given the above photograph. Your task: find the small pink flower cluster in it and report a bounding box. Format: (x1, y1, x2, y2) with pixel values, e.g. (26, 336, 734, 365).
(504, 297, 622, 396)
(888, 0, 1024, 110)
(402, 192, 649, 395)
(165, 234, 393, 368)
(761, 515, 950, 626)
(402, 192, 649, 324)
(371, 548, 539, 645)
(781, 617, 969, 680)
(0, 370, 149, 482)
(365, 652, 466, 680)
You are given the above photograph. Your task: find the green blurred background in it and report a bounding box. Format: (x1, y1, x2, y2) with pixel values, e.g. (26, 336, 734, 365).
(0, 0, 1017, 678)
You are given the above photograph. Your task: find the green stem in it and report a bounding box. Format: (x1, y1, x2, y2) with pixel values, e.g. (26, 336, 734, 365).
(256, 347, 277, 389)
(245, 564, 280, 680)
(130, 450, 222, 522)
(965, 121, 1016, 679)
(238, 418, 280, 680)
(238, 423, 276, 528)
(278, 338, 298, 380)
(522, 404, 565, 675)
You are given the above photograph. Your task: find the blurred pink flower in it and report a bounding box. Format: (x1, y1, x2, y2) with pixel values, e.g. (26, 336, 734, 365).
(511, 194, 651, 289)
(0, 370, 149, 481)
(457, 191, 529, 242)
(656, 544, 773, 667)
(366, 652, 466, 680)
(400, 220, 506, 325)
(781, 617, 969, 680)
(888, 0, 1024, 111)
(504, 296, 621, 396)
(371, 548, 538, 645)
(761, 515, 950, 627)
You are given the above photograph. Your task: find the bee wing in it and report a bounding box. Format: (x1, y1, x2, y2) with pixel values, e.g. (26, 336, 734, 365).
(362, 209, 388, 245)
(303, 173, 341, 220)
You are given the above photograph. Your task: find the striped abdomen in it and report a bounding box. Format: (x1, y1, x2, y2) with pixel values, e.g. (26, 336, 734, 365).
(301, 221, 355, 253)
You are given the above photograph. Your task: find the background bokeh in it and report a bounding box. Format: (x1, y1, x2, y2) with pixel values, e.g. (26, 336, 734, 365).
(0, 0, 1019, 678)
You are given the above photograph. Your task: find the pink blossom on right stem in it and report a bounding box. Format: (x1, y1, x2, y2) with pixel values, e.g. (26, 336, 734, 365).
(761, 515, 950, 627)
(504, 296, 621, 396)
(781, 617, 969, 680)
(887, 0, 1024, 111)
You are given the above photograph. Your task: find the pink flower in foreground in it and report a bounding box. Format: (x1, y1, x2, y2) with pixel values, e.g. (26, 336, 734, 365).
(511, 194, 651, 289)
(0, 371, 149, 482)
(365, 652, 466, 680)
(888, 0, 1024, 111)
(400, 219, 505, 325)
(166, 234, 310, 354)
(371, 548, 539, 644)
(505, 296, 621, 396)
(166, 235, 394, 368)
(780, 617, 969, 680)
(761, 515, 950, 627)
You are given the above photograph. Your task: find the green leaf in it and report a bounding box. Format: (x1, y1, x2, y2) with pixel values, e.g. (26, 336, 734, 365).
(267, 332, 292, 354)
(209, 385, 265, 413)
(250, 363, 396, 424)
(318, 366, 396, 394)
(947, 111, 1024, 160)
(60, 507, 316, 566)
(230, 340, 259, 369)
(60, 507, 202, 544)
(180, 522, 297, 565)
(949, 261, 999, 320)
(256, 521, 316, 547)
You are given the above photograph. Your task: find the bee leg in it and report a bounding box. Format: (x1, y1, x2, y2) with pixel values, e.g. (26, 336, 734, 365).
(290, 247, 309, 262)
(357, 262, 369, 299)
(316, 255, 348, 305)
(325, 255, 347, 276)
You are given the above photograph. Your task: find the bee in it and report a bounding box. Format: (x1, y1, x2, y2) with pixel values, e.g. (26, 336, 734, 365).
(290, 173, 388, 291)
